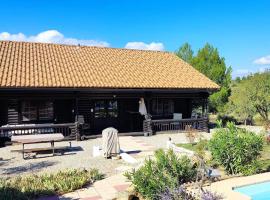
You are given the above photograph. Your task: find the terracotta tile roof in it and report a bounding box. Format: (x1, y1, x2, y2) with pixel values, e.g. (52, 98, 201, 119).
(0, 41, 219, 90)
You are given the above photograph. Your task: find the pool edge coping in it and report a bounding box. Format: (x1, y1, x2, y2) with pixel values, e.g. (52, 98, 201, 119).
(205, 172, 270, 200)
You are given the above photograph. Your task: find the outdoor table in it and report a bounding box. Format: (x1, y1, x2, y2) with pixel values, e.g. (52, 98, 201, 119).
(11, 133, 65, 159)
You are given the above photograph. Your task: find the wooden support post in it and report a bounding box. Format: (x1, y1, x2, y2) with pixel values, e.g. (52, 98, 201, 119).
(143, 119, 153, 136)
(143, 92, 152, 136)
(74, 96, 81, 141)
(75, 97, 79, 121)
(202, 98, 208, 117)
(203, 117, 209, 133)
(75, 122, 81, 141)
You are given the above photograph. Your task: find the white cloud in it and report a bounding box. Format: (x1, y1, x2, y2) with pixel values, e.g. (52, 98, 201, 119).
(0, 30, 110, 47)
(232, 69, 253, 78)
(253, 55, 270, 65)
(0, 32, 27, 41)
(0, 30, 166, 51)
(125, 41, 164, 51)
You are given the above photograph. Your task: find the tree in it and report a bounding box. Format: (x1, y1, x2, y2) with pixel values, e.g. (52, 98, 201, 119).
(175, 43, 193, 63)
(226, 71, 270, 124)
(175, 43, 232, 112)
(209, 87, 231, 113)
(191, 43, 231, 88)
(234, 77, 242, 83)
(192, 44, 232, 112)
(225, 84, 256, 125)
(246, 72, 270, 122)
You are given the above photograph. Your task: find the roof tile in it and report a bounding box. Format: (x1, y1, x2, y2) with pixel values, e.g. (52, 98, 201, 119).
(0, 41, 219, 90)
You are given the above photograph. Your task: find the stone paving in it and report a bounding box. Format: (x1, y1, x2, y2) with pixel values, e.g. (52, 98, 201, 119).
(35, 135, 157, 200)
(55, 173, 131, 200)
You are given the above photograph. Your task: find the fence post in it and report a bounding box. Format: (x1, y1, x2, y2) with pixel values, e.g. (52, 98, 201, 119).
(75, 122, 81, 141)
(203, 117, 209, 133)
(143, 119, 153, 136)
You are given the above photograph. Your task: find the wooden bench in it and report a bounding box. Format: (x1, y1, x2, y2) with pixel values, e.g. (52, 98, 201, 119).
(11, 133, 70, 159)
(11, 144, 72, 153)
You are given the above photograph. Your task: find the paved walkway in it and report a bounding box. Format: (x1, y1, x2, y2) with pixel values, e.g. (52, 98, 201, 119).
(57, 133, 212, 200)
(37, 136, 157, 200)
(41, 133, 192, 200)
(58, 173, 130, 200)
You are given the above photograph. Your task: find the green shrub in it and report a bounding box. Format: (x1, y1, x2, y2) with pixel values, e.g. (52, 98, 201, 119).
(238, 161, 261, 176)
(258, 159, 270, 173)
(216, 114, 238, 126)
(0, 168, 103, 200)
(125, 149, 197, 200)
(209, 122, 263, 175)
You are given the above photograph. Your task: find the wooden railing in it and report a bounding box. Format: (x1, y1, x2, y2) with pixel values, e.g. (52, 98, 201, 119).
(0, 123, 78, 139)
(143, 118, 209, 134)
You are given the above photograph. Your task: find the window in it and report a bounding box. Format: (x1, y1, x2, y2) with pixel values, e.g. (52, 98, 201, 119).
(163, 100, 174, 115)
(107, 100, 118, 117)
(94, 101, 107, 118)
(191, 99, 206, 118)
(21, 101, 54, 122)
(151, 99, 174, 116)
(39, 102, 54, 120)
(94, 100, 118, 118)
(151, 99, 163, 115)
(21, 101, 38, 121)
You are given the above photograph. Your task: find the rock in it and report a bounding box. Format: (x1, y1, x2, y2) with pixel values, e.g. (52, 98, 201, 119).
(116, 186, 144, 200)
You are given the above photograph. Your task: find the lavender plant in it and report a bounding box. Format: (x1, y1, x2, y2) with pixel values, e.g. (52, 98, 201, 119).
(124, 149, 197, 200)
(201, 190, 223, 200)
(159, 186, 194, 200)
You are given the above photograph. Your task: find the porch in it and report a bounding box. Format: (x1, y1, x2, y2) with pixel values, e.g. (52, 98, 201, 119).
(0, 117, 209, 140)
(0, 89, 209, 140)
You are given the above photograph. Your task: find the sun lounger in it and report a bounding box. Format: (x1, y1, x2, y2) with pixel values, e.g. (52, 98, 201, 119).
(205, 167, 221, 181)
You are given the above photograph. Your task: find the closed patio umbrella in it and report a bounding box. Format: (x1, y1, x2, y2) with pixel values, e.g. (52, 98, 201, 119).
(102, 127, 120, 158)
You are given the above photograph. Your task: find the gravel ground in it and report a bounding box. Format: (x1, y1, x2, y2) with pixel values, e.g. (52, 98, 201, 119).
(0, 132, 211, 178)
(0, 138, 125, 178)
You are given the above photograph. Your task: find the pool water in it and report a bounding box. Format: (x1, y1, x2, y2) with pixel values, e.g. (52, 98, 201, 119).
(234, 181, 270, 200)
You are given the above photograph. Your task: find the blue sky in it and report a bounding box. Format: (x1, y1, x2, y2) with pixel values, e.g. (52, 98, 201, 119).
(0, 0, 270, 78)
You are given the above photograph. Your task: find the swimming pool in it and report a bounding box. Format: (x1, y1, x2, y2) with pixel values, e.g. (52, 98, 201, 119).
(234, 181, 270, 200)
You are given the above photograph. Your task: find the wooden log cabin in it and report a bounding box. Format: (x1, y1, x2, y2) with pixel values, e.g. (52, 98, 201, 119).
(0, 41, 219, 139)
